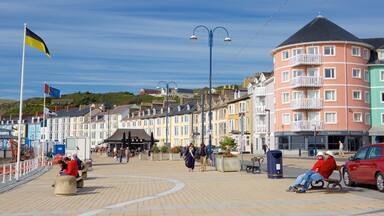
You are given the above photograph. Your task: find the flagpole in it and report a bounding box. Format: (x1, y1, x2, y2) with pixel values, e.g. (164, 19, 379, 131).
(16, 23, 27, 181)
(42, 81, 46, 166)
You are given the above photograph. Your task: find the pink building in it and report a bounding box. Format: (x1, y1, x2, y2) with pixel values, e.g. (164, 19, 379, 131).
(272, 16, 372, 151)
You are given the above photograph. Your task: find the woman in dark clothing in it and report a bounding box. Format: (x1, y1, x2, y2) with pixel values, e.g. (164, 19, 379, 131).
(185, 143, 196, 172)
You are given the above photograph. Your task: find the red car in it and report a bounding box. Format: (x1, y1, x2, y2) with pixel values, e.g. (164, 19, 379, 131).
(343, 144, 384, 192)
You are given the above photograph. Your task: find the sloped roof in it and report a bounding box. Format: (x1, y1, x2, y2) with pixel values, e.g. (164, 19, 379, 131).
(55, 107, 90, 117)
(104, 129, 154, 143)
(277, 16, 365, 48)
(362, 38, 384, 49)
(176, 88, 194, 94)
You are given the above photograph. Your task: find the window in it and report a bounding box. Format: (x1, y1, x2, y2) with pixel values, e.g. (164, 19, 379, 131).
(307, 68, 319, 77)
(324, 68, 336, 79)
(282, 71, 290, 82)
(365, 113, 371, 125)
(282, 92, 290, 104)
(324, 46, 335, 56)
(325, 112, 337, 124)
(382, 113, 384, 125)
(382, 92, 384, 103)
(353, 112, 363, 122)
(307, 46, 319, 54)
(352, 90, 362, 100)
(292, 48, 304, 56)
(380, 71, 384, 81)
(239, 102, 246, 113)
(352, 68, 361, 78)
(368, 146, 383, 159)
(354, 147, 369, 160)
(292, 70, 304, 77)
(379, 50, 384, 60)
(282, 113, 290, 125)
(363, 49, 370, 60)
(364, 70, 369, 82)
(324, 90, 336, 102)
(352, 46, 361, 56)
(292, 91, 304, 100)
(281, 51, 289, 60)
(365, 92, 370, 103)
(293, 112, 304, 121)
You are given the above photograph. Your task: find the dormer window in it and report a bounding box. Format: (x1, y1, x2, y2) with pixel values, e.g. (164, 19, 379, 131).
(178, 106, 181, 112)
(378, 49, 384, 61)
(161, 108, 164, 114)
(153, 109, 156, 115)
(187, 104, 190, 110)
(167, 107, 170, 113)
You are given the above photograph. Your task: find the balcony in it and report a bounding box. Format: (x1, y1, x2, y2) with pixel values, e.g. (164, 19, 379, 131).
(290, 54, 322, 66)
(253, 87, 266, 96)
(254, 105, 266, 115)
(254, 125, 268, 133)
(291, 76, 323, 88)
(291, 98, 322, 110)
(291, 120, 323, 131)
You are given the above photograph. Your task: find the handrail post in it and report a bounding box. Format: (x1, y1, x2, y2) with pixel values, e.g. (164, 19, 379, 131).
(9, 164, 12, 181)
(2, 165, 5, 183)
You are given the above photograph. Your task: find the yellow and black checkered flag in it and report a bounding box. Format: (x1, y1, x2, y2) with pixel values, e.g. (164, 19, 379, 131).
(25, 28, 50, 57)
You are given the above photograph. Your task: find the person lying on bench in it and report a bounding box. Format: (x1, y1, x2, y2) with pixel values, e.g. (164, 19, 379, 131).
(296, 151, 337, 193)
(287, 151, 324, 192)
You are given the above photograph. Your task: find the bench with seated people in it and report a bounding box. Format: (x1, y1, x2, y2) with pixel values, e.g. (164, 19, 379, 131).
(53, 154, 86, 195)
(311, 165, 343, 192)
(246, 156, 264, 174)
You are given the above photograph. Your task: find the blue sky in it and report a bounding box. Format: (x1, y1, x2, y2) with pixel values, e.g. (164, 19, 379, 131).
(1, 0, 384, 99)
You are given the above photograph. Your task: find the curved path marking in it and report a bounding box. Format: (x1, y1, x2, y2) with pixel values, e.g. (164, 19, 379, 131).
(79, 175, 185, 216)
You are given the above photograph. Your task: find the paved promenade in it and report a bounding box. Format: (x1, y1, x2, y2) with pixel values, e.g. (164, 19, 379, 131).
(0, 155, 383, 216)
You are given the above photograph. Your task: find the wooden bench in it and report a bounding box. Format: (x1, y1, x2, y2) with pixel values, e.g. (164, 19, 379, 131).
(311, 165, 343, 192)
(246, 156, 264, 174)
(54, 176, 77, 195)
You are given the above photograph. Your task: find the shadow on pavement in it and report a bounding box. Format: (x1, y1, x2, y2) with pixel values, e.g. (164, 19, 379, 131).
(77, 186, 112, 195)
(92, 163, 120, 166)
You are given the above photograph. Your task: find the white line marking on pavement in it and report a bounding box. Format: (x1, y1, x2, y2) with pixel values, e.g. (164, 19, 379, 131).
(79, 175, 185, 216)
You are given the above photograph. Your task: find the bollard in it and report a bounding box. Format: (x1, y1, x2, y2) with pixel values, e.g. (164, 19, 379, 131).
(9, 164, 12, 181)
(2, 165, 5, 183)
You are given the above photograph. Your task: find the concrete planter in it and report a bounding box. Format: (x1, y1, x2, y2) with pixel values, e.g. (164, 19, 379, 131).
(139, 153, 150, 160)
(161, 153, 170, 160)
(216, 155, 241, 172)
(169, 153, 181, 161)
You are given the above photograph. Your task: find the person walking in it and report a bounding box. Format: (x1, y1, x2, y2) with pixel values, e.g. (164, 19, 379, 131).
(338, 141, 344, 157)
(262, 144, 267, 155)
(185, 143, 196, 172)
(119, 147, 124, 163)
(125, 147, 130, 163)
(200, 143, 207, 172)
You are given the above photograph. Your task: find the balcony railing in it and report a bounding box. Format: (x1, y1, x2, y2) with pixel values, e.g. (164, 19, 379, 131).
(291, 76, 323, 88)
(291, 98, 322, 110)
(254, 87, 266, 96)
(254, 125, 268, 133)
(291, 120, 323, 131)
(254, 105, 266, 115)
(290, 54, 322, 66)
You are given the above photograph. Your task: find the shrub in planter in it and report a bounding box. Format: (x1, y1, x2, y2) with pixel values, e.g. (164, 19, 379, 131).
(220, 136, 237, 157)
(151, 144, 160, 153)
(160, 145, 169, 153)
(170, 146, 181, 154)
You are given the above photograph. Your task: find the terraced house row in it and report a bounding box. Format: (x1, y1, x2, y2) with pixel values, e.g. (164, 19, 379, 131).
(1, 16, 384, 154)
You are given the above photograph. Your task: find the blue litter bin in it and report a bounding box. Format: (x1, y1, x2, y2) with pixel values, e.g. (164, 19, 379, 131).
(308, 148, 317, 157)
(267, 150, 283, 179)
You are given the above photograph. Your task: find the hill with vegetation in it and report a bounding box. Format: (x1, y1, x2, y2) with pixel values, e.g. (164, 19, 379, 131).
(0, 91, 161, 118)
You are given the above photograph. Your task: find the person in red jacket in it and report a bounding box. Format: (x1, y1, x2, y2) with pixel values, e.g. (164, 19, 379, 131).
(287, 151, 324, 192)
(297, 151, 337, 193)
(61, 157, 79, 177)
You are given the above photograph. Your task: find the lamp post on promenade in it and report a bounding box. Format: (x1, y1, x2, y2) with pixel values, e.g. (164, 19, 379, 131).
(88, 103, 95, 160)
(157, 81, 177, 147)
(265, 109, 271, 152)
(190, 25, 231, 158)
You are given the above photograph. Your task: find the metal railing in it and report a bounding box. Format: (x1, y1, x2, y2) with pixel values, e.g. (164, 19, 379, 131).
(254, 105, 266, 115)
(290, 54, 322, 66)
(291, 120, 323, 131)
(1, 158, 50, 184)
(291, 76, 323, 88)
(254, 125, 268, 133)
(291, 98, 322, 110)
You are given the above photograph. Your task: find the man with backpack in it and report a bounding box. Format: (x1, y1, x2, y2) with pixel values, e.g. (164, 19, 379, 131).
(199, 143, 207, 172)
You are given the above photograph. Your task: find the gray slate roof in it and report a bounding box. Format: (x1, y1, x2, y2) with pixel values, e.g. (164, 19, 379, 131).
(104, 129, 153, 143)
(277, 16, 364, 48)
(55, 107, 90, 118)
(362, 38, 384, 64)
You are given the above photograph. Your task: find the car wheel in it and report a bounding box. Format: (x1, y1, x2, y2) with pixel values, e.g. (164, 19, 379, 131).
(376, 173, 384, 192)
(343, 170, 355, 187)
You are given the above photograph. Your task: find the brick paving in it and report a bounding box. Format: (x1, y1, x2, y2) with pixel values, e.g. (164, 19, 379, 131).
(0, 155, 383, 216)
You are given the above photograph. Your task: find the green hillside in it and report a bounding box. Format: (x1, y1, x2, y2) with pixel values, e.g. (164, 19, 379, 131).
(0, 91, 161, 117)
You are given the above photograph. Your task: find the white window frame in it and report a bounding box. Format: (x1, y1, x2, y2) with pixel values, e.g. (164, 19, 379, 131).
(365, 113, 371, 125)
(292, 91, 304, 100)
(352, 90, 362, 100)
(282, 113, 290, 125)
(324, 89, 337, 102)
(293, 112, 304, 122)
(364, 70, 369, 82)
(352, 68, 361, 79)
(324, 112, 337, 124)
(281, 50, 289, 61)
(381, 91, 384, 103)
(292, 48, 304, 56)
(307, 46, 319, 55)
(352, 46, 361, 57)
(292, 69, 305, 77)
(365, 91, 370, 103)
(323, 45, 335, 56)
(380, 70, 384, 82)
(363, 48, 370, 60)
(353, 112, 363, 123)
(379, 50, 384, 61)
(324, 67, 336, 79)
(282, 92, 290, 104)
(382, 113, 384, 125)
(282, 71, 290, 83)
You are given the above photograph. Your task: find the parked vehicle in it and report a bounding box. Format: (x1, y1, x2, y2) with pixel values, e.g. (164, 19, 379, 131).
(343, 144, 384, 192)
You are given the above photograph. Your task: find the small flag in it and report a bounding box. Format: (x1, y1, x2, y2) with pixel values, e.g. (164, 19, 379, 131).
(25, 27, 50, 57)
(44, 83, 61, 98)
(43, 107, 57, 116)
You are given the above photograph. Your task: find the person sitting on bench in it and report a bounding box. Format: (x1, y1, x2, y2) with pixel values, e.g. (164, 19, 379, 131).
(296, 151, 337, 193)
(61, 156, 79, 177)
(287, 151, 324, 192)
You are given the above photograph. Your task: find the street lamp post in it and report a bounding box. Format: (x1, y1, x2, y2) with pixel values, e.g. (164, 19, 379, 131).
(88, 104, 95, 160)
(157, 81, 177, 147)
(265, 109, 271, 151)
(190, 25, 231, 159)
